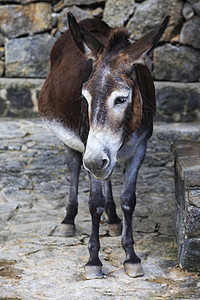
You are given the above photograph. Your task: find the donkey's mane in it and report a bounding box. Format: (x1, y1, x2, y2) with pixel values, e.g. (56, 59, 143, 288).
(106, 28, 130, 54)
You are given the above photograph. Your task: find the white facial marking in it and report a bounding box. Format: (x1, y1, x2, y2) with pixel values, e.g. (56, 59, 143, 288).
(43, 118, 85, 153)
(101, 66, 111, 85)
(104, 66, 111, 76)
(107, 89, 132, 108)
(83, 125, 123, 177)
(82, 89, 92, 105)
(107, 89, 132, 114)
(86, 126, 122, 155)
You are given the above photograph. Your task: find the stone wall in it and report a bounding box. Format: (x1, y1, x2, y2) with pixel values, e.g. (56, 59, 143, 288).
(172, 140, 200, 271)
(0, 0, 200, 120)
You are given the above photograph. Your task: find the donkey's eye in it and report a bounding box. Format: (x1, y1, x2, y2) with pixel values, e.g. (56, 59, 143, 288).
(114, 97, 127, 106)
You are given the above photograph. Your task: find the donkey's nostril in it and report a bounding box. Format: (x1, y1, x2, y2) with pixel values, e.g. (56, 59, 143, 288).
(83, 151, 110, 173)
(102, 159, 109, 170)
(95, 157, 109, 171)
(101, 152, 109, 170)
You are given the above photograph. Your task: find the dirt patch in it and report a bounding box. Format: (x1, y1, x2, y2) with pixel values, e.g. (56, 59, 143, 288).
(0, 259, 23, 280)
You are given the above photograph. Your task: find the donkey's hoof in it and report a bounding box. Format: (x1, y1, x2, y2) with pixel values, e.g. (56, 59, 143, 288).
(124, 263, 144, 278)
(84, 265, 103, 279)
(108, 222, 122, 236)
(59, 224, 75, 237)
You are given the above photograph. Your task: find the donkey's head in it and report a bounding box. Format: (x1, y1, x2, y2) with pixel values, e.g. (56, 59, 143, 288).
(68, 13, 170, 180)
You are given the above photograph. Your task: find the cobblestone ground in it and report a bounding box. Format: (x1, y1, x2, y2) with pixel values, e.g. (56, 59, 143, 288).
(0, 119, 200, 300)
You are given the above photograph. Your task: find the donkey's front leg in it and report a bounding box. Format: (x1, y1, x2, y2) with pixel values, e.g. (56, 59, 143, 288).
(85, 175, 105, 279)
(121, 141, 147, 278)
(104, 180, 122, 236)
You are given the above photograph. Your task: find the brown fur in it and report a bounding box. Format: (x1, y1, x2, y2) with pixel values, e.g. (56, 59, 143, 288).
(38, 15, 169, 278)
(38, 19, 112, 137)
(39, 18, 156, 141)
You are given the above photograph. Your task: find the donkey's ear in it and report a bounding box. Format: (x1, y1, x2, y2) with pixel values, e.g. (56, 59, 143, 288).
(128, 15, 170, 64)
(67, 12, 104, 60)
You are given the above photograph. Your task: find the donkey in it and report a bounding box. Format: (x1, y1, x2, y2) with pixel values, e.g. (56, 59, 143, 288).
(38, 13, 170, 279)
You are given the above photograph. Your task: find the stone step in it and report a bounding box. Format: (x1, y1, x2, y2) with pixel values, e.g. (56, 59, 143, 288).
(172, 140, 200, 271)
(0, 78, 44, 118)
(0, 78, 200, 123)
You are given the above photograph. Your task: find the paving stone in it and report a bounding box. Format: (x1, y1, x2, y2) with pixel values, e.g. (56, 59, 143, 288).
(0, 119, 199, 299)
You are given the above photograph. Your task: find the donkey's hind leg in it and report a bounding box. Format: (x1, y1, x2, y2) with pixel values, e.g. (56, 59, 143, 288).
(104, 180, 122, 236)
(59, 146, 82, 237)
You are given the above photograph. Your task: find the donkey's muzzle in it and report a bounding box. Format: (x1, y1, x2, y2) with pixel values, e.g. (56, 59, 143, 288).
(83, 150, 110, 180)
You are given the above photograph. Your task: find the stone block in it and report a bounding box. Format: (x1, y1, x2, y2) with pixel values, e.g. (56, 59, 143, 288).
(154, 82, 200, 122)
(0, 78, 44, 117)
(185, 205, 200, 238)
(0, 33, 4, 47)
(0, 47, 4, 59)
(180, 16, 200, 49)
(0, 0, 50, 3)
(173, 202, 184, 245)
(103, 0, 135, 27)
(58, 6, 92, 33)
(188, 0, 200, 17)
(126, 0, 183, 41)
(54, 0, 104, 12)
(92, 7, 103, 19)
(0, 61, 4, 77)
(5, 34, 56, 78)
(188, 190, 200, 207)
(182, 2, 194, 20)
(172, 140, 200, 271)
(0, 3, 52, 38)
(179, 238, 200, 271)
(174, 163, 185, 206)
(172, 141, 200, 179)
(178, 157, 200, 178)
(153, 44, 200, 82)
